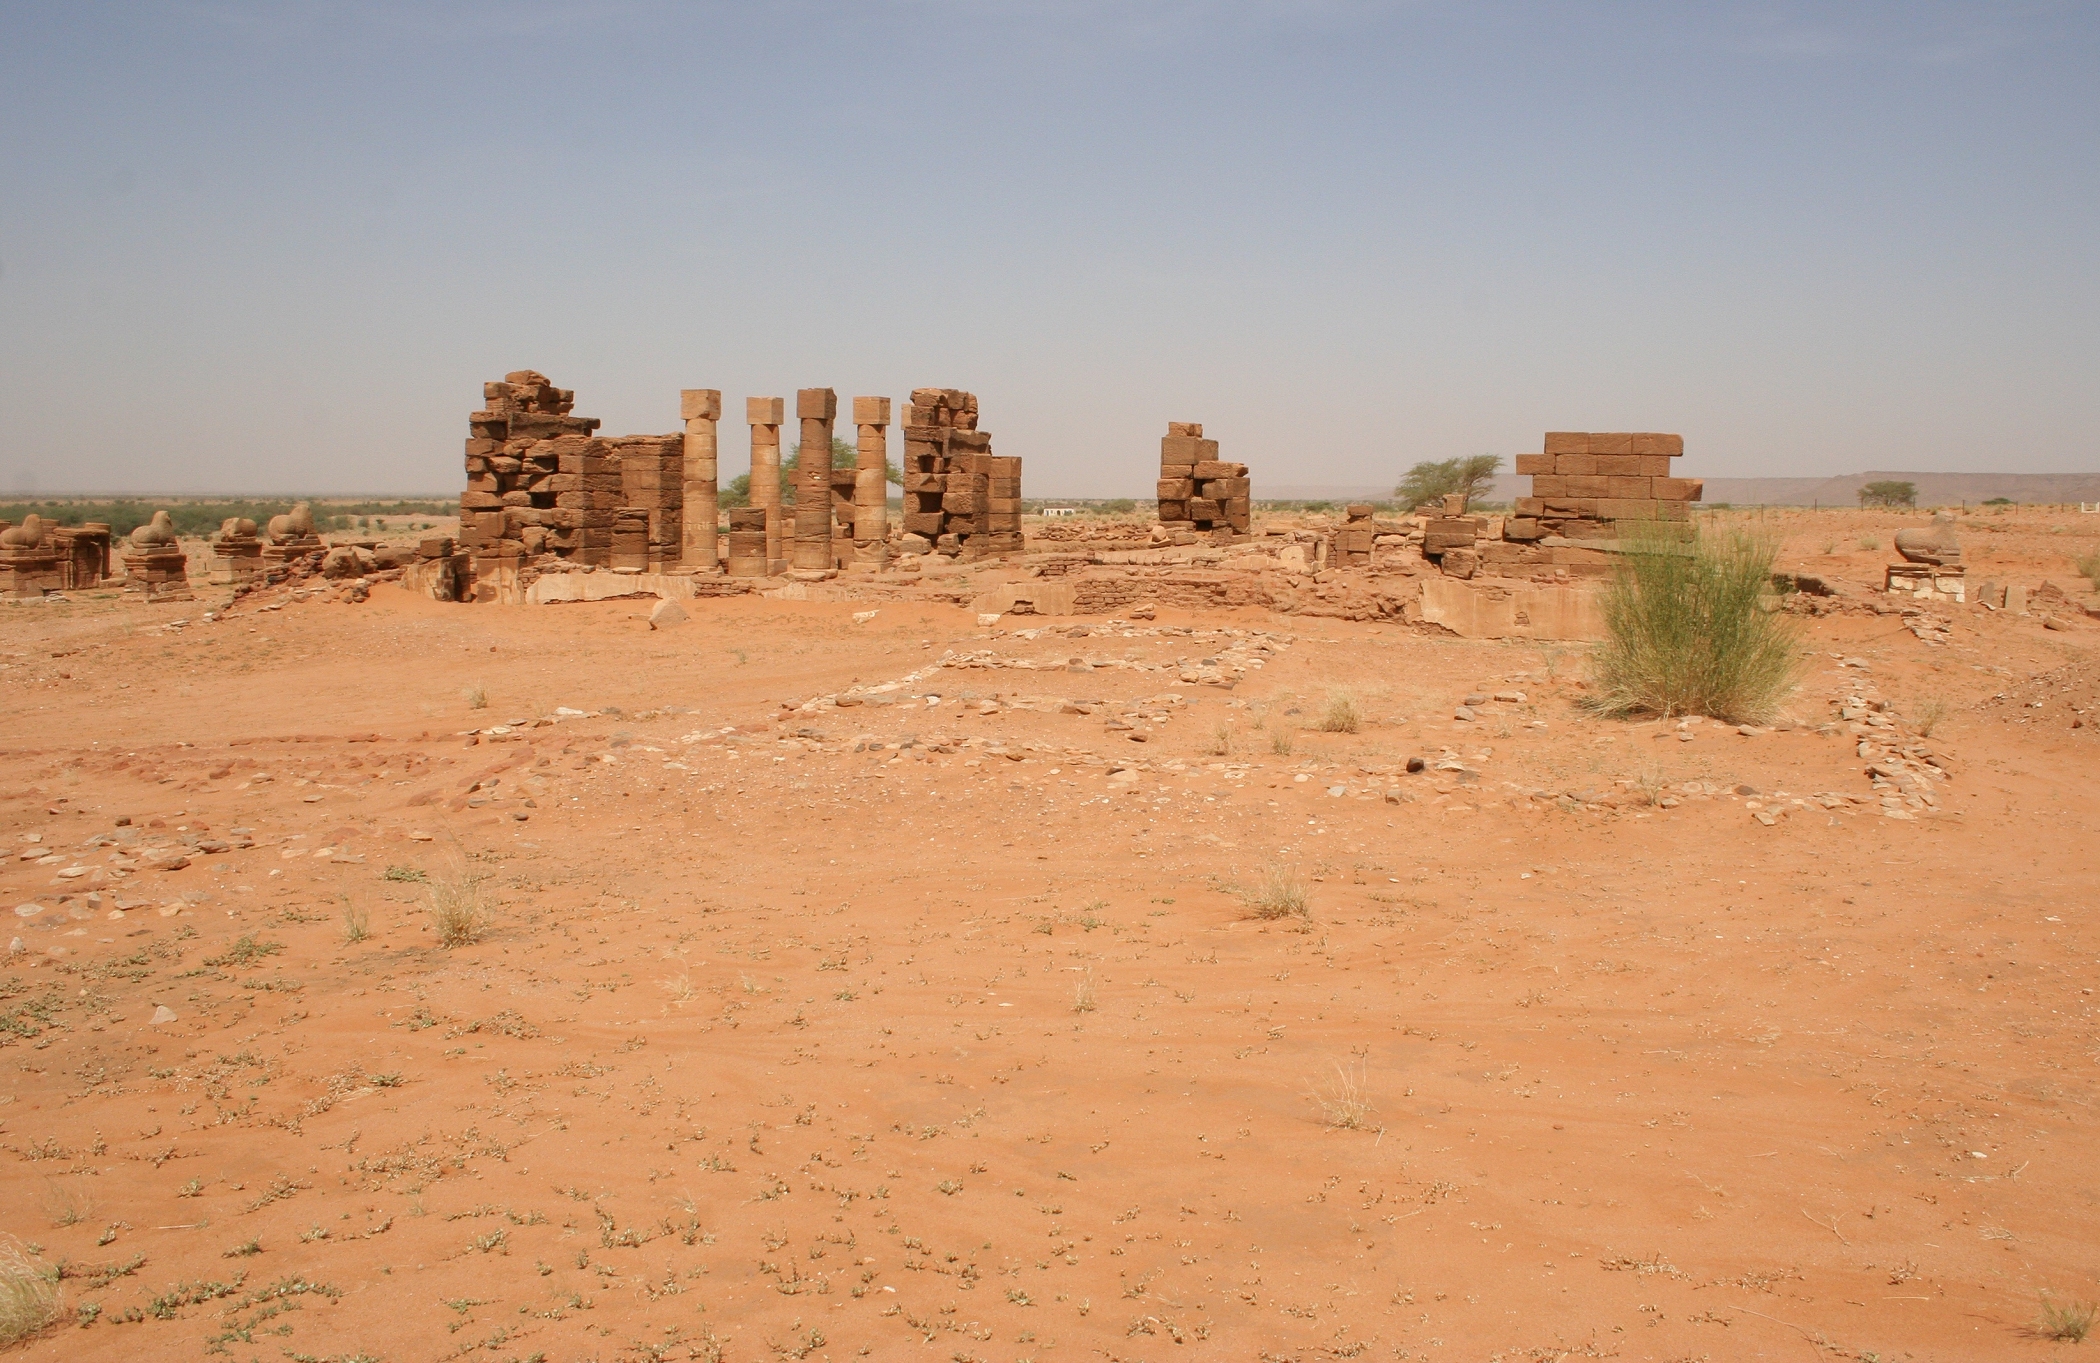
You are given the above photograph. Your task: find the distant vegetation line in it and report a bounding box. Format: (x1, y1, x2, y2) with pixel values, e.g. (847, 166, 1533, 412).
(0, 498, 456, 538)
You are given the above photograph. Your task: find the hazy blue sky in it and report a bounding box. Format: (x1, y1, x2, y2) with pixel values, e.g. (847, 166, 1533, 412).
(2, 1, 2095, 495)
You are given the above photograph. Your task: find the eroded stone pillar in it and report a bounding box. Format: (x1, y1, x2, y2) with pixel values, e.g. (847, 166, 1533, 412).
(793, 388, 836, 573)
(680, 389, 721, 571)
(852, 396, 890, 566)
(747, 397, 785, 575)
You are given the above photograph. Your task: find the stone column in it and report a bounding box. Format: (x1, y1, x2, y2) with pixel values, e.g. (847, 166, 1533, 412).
(793, 388, 837, 573)
(747, 397, 785, 575)
(680, 389, 721, 571)
(852, 396, 890, 565)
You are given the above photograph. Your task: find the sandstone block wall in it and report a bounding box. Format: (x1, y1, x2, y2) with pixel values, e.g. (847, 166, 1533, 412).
(1508, 433, 1700, 541)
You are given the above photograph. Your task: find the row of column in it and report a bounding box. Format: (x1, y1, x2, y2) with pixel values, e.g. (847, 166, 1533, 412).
(679, 387, 890, 576)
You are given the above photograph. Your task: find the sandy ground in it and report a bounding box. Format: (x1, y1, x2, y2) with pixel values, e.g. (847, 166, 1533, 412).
(2, 508, 2097, 1362)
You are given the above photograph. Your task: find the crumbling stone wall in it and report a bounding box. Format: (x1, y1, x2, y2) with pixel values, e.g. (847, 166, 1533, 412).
(898, 389, 1022, 560)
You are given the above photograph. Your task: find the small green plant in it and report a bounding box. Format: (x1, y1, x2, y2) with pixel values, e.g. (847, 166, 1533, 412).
(1270, 730, 1294, 757)
(222, 1239, 261, 1258)
(382, 865, 427, 883)
(1308, 1057, 1373, 1130)
(427, 872, 488, 948)
(0, 1237, 61, 1346)
(203, 935, 285, 968)
(341, 898, 370, 944)
(1243, 864, 1309, 923)
(1317, 690, 1361, 734)
(2038, 1294, 2097, 1343)
(1591, 525, 1799, 723)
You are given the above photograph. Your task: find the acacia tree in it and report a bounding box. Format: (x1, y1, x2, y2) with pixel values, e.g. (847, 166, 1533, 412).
(721, 437, 901, 508)
(1858, 480, 1917, 509)
(1395, 455, 1502, 511)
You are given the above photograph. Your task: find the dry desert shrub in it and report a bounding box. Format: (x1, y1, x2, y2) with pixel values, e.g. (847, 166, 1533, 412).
(2078, 549, 2100, 590)
(1270, 730, 1294, 756)
(2038, 1294, 2097, 1343)
(427, 872, 489, 948)
(1308, 1056, 1373, 1130)
(1592, 525, 1798, 724)
(1317, 690, 1361, 734)
(1072, 970, 1098, 1014)
(0, 1238, 61, 1347)
(1204, 723, 1233, 757)
(1913, 695, 1951, 738)
(1243, 864, 1308, 923)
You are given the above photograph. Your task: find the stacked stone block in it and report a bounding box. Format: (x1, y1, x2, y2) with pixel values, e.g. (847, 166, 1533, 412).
(724, 506, 768, 577)
(851, 397, 891, 565)
(608, 433, 684, 569)
(747, 397, 786, 574)
(1509, 433, 1700, 541)
(1337, 504, 1376, 567)
(121, 511, 192, 601)
(793, 389, 838, 573)
(1156, 423, 1250, 536)
(680, 390, 721, 570)
(462, 371, 605, 568)
(899, 389, 1021, 559)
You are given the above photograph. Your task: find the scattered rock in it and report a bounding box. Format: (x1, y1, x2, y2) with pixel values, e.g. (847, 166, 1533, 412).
(1453, 706, 1476, 722)
(648, 599, 689, 630)
(150, 1005, 177, 1025)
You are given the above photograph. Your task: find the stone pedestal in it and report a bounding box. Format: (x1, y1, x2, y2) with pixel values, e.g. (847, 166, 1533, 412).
(793, 389, 836, 572)
(209, 536, 263, 586)
(262, 537, 322, 572)
(681, 389, 721, 571)
(748, 397, 785, 575)
(1886, 564, 1965, 603)
(123, 547, 192, 601)
(0, 548, 61, 599)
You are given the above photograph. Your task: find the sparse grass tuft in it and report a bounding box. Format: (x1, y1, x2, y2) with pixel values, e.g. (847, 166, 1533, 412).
(2038, 1294, 2097, 1343)
(1204, 723, 1233, 757)
(340, 897, 370, 944)
(1308, 1056, 1373, 1130)
(1270, 730, 1294, 757)
(0, 1237, 61, 1346)
(463, 686, 488, 710)
(1242, 864, 1309, 923)
(1591, 525, 1798, 724)
(42, 1180, 92, 1228)
(427, 872, 489, 948)
(1858, 537, 1879, 551)
(1913, 696, 1951, 738)
(2078, 549, 2100, 591)
(1316, 691, 1361, 734)
(1072, 971, 1097, 1014)
(382, 865, 427, 883)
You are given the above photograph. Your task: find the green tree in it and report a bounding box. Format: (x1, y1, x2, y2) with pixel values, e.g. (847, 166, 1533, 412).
(1395, 455, 1502, 511)
(721, 438, 901, 509)
(1858, 480, 1917, 509)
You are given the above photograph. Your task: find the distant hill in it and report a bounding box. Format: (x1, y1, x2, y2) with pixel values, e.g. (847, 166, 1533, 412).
(1267, 472, 2100, 508)
(1682, 471, 2100, 507)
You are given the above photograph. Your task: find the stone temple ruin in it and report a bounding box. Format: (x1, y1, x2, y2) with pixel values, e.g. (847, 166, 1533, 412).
(449, 374, 1026, 600)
